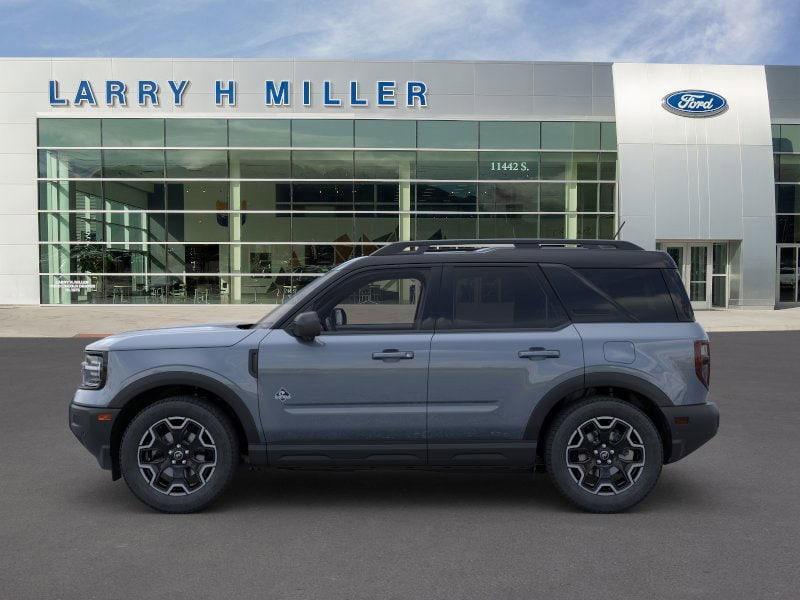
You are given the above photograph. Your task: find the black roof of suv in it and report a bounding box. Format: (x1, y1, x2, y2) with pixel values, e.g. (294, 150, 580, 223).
(358, 239, 676, 270)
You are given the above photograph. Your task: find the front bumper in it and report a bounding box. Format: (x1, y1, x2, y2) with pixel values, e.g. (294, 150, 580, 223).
(69, 403, 120, 471)
(662, 401, 720, 463)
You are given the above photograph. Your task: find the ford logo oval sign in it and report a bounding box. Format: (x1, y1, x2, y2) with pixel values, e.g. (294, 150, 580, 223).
(662, 90, 728, 117)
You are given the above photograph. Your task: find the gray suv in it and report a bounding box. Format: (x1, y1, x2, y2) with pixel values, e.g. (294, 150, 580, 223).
(69, 239, 719, 513)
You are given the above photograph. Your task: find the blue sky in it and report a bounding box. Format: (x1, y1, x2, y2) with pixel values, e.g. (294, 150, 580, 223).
(1, 0, 798, 65)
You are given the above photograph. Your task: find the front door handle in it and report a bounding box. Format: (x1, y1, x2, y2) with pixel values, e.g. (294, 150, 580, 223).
(372, 349, 415, 360)
(518, 347, 560, 360)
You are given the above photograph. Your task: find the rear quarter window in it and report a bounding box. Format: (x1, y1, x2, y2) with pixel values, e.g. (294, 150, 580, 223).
(541, 264, 680, 323)
(576, 268, 679, 322)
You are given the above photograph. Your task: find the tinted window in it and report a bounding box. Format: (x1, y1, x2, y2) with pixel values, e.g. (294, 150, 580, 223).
(165, 119, 227, 147)
(577, 269, 678, 322)
(229, 119, 290, 147)
(445, 266, 567, 330)
(354, 120, 416, 148)
(541, 264, 627, 322)
(662, 268, 695, 322)
(39, 119, 100, 147)
(103, 119, 164, 147)
(543, 264, 680, 322)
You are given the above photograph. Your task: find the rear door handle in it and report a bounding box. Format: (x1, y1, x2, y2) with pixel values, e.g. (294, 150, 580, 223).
(372, 349, 415, 360)
(518, 348, 560, 360)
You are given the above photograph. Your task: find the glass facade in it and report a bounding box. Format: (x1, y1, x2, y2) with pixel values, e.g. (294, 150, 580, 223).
(774, 124, 800, 303)
(37, 118, 617, 304)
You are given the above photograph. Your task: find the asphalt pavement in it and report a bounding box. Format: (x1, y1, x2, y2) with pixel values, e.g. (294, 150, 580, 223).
(1, 333, 798, 599)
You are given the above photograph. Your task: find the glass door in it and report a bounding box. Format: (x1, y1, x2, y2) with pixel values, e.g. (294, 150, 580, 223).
(658, 241, 719, 309)
(777, 245, 798, 304)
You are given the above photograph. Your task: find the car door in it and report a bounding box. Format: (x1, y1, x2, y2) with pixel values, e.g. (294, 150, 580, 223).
(427, 264, 584, 466)
(258, 265, 439, 466)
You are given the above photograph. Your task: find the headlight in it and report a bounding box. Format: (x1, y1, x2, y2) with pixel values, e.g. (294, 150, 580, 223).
(80, 352, 106, 389)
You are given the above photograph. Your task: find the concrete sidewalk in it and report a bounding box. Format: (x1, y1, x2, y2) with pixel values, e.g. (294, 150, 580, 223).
(3, 304, 800, 337)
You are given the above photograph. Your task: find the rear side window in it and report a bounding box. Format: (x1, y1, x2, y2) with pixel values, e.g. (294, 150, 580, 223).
(442, 266, 568, 330)
(662, 268, 695, 322)
(541, 264, 628, 322)
(542, 265, 680, 322)
(576, 268, 679, 322)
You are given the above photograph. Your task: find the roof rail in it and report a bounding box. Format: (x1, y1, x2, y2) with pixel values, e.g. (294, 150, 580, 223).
(371, 238, 643, 256)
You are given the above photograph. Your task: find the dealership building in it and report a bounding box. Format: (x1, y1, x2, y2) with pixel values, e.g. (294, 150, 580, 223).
(1, 58, 799, 309)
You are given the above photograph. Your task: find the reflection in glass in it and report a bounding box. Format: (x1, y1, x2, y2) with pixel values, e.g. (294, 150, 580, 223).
(575, 153, 599, 180)
(415, 183, 477, 212)
(540, 214, 566, 238)
(39, 119, 100, 147)
(599, 183, 615, 212)
(415, 214, 477, 239)
(229, 120, 290, 147)
(292, 213, 355, 242)
(478, 214, 539, 238)
(165, 119, 227, 147)
(540, 153, 570, 180)
(103, 119, 164, 147)
(417, 121, 478, 149)
(479, 122, 540, 149)
(416, 151, 477, 180)
(355, 120, 416, 148)
(354, 183, 401, 211)
(600, 123, 617, 151)
(778, 155, 800, 182)
(354, 151, 415, 179)
(229, 150, 290, 179)
(539, 183, 566, 212)
(577, 183, 598, 212)
(166, 150, 227, 178)
(292, 120, 353, 147)
(478, 183, 538, 212)
(355, 213, 400, 243)
(38, 149, 102, 178)
(292, 183, 354, 211)
(103, 149, 165, 178)
(292, 150, 353, 179)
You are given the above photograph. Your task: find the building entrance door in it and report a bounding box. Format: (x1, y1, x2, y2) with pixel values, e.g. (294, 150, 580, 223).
(658, 241, 726, 310)
(777, 245, 800, 304)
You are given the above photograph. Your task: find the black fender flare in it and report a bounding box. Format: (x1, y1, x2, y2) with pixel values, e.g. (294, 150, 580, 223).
(109, 370, 261, 445)
(523, 371, 673, 441)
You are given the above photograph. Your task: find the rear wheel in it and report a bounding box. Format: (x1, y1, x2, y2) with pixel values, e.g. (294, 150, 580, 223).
(120, 397, 239, 513)
(545, 398, 663, 512)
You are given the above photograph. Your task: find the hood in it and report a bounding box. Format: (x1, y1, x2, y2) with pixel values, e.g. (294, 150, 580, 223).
(85, 322, 258, 351)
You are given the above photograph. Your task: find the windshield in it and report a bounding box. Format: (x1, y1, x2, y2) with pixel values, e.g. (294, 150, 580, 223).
(256, 257, 366, 328)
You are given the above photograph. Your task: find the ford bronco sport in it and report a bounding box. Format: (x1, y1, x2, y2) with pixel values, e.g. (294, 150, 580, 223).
(69, 239, 719, 513)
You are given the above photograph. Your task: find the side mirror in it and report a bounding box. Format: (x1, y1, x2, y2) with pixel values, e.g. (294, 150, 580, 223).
(291, 311, 322, 341)
(332, 307, 348, 328)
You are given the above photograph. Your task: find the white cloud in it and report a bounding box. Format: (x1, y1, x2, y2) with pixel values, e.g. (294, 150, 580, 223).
(0, 0, 795, 64)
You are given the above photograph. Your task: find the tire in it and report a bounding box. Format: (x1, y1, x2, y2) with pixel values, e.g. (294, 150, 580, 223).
(120, 396, 239, 513)
(545, 398, 663, 513)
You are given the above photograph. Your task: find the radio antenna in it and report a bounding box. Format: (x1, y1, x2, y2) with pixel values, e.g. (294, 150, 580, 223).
(613, 220, 626, 240)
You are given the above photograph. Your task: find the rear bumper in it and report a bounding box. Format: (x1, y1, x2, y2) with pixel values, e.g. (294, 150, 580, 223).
(662, 401, 720, 463)
(69, 403, 120, 471)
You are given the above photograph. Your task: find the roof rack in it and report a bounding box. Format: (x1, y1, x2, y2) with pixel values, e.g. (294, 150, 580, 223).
(371, 238, 643, 256)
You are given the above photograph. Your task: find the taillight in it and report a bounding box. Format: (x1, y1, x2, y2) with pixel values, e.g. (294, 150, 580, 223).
(694, 340, 710, 388)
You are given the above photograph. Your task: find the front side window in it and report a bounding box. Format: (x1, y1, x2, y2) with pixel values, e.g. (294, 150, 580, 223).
(316, 269, 429, 332)
(443, 266, 567, 330)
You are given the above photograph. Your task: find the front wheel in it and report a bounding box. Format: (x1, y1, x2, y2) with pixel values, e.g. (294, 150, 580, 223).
(120, 397, 239, 513)
(545, 398, 663, 513)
